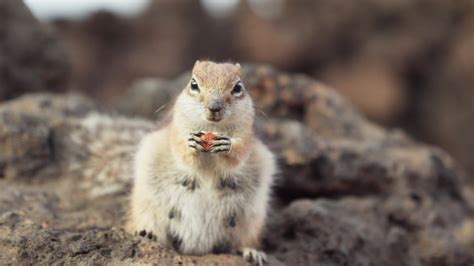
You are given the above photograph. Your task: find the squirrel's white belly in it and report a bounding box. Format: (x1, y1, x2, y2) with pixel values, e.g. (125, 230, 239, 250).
(152, 172, 253, 255)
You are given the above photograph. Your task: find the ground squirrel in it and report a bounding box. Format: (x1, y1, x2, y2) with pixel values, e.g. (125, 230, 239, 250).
(127, 61, 276, 265)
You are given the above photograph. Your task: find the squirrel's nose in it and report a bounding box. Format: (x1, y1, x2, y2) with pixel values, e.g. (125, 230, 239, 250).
(208, 96, 223, 113)
(208, 105, 222, 113)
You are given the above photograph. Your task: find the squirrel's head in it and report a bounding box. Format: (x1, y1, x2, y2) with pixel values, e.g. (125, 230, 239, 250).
(176, 60, 254, 125)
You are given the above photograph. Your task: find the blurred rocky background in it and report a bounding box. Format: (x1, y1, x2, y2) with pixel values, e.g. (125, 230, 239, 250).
(1, 0, 473, 265)
(13, 0, 474, 181)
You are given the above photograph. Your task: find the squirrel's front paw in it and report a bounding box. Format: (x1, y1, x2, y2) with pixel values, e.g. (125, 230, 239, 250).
(240, 248, 267, 266)
(188, 131, 208, 152)
(188, 131, 231, 153)
(209, 135, 231, 153)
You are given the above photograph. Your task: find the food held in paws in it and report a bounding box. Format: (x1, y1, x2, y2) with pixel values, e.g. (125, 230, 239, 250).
(200, 132, 216, 150)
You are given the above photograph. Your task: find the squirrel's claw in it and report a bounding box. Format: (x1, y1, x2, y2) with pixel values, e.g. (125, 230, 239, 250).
(191, 131, 205, 137)
(188, 132, 208, 152)
(209, 136, 231, 153)
(210, 146, 230, 153)
(240, 248, 267, 266)
(135, 230, 157, 241)
(188, 141, 208, 152)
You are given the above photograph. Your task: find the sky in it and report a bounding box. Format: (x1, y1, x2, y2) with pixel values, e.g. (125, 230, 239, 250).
(24, 0, 151, 20)
(23, 0, 283, 21)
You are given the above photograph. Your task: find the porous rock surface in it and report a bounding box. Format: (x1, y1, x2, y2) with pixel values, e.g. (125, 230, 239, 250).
(0, 66, 472, 265)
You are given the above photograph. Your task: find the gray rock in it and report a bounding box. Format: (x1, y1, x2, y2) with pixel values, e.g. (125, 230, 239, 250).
(265, 198, 420, 266)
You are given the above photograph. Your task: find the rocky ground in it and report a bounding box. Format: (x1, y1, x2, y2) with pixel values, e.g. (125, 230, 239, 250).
(1, 65, 473, 265)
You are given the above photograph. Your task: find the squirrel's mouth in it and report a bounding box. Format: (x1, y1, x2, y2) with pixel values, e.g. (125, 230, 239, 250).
(206, 116, 222, 122)
(206, 112, 223, 122)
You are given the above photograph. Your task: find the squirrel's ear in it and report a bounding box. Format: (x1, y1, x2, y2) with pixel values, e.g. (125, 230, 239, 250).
(235, 63, 241, 72)
(192, 60, 201, 72)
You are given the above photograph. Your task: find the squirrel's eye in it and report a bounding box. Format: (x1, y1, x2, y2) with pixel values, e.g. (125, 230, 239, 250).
(232, 81, 243, 95)
(190, 79, 200, 92)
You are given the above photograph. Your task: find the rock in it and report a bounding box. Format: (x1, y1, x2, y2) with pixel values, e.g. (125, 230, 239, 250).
(0, 65, 473, 264)
(114, 76, 188, 119)
(0, 0, 70, 101)
(0, 93, 100, 182)
(0, 212, 244, 265)
(0, 93, 100, 119)
(265, 198, 419, 266)
(0, 93, 153, 195)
